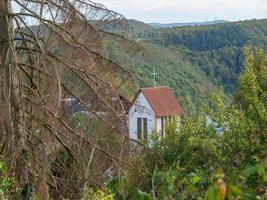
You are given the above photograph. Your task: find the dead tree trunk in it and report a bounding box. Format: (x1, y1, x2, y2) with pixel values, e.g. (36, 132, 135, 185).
(0, 1, 29, 198)
(0, 0, 138, 198)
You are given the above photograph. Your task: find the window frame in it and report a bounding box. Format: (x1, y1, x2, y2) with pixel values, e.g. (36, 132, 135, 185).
(137, 117, 142, 140)
(137, 117, 148, 141)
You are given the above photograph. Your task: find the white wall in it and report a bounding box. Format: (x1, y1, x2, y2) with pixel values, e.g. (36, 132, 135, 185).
(128, 92, 156, 140)
(156, 117, 162, 136)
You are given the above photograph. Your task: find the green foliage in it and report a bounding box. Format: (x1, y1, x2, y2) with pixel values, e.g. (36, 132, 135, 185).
(0, 161, 12, 193)
(152, 169, 179, 199)
(0, 160, 15, 199)
(205, 186, 224, 200)
(107, 172, 152, 200)
(105, 49, 267, 199)
(238, 47, 267, 128)
(85, 187, 115, 200)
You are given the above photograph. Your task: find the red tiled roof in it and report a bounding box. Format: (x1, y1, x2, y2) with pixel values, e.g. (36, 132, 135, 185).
(139, 86, 184, 117)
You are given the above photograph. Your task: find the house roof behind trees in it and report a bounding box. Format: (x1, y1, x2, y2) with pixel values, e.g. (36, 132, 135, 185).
(138, 86, 184, 117)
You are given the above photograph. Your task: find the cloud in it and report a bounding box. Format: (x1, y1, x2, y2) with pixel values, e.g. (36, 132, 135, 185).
(98, 0, 267, 22)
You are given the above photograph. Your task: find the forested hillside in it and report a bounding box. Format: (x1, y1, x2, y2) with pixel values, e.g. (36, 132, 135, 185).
(103, 19, 267, 111)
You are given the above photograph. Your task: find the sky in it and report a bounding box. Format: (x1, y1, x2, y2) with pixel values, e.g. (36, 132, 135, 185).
(97, 0, 267, 23)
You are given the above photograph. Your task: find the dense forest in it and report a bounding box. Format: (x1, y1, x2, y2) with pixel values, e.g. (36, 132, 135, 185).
(103, 19, 267, 111)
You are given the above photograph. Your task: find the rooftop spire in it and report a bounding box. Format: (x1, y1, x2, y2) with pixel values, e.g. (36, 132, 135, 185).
(152, 68, 157, 87)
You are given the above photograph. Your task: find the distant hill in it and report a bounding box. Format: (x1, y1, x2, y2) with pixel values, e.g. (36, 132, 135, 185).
(149, 20, 228, 28)
(27, 18, 267, 111)
(101, 19, 267, 111)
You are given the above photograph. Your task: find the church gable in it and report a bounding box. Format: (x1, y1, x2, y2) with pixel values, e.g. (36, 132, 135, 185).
(128, 92, 156, 140)
(129, 92, 155, 117)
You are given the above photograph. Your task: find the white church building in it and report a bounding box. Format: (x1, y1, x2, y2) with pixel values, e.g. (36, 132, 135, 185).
(128, 86, 184, 141)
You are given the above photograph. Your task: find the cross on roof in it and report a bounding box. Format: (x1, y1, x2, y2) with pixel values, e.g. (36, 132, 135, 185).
(152, 68, 157, 87)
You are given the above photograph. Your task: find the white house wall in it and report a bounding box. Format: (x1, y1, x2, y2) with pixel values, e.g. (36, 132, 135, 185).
(156, 118, 162, 134)
(128, 92, 156, 140)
